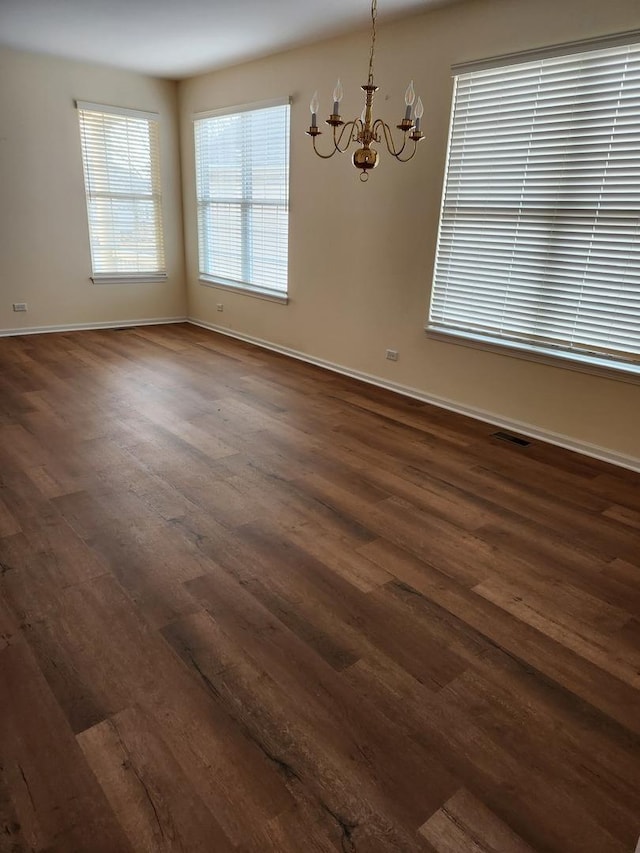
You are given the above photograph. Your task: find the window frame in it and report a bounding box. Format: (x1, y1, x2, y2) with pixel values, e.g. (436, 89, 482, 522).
(193, 98, 291, 304)
(76, 100, 167, 285)
(427, 33, 640, 384)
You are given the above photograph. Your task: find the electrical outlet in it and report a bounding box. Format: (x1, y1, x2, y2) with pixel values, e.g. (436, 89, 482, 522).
(385, 349, 398, 361)
(12, 303, 27, 312)
(216, 303, 224, 312)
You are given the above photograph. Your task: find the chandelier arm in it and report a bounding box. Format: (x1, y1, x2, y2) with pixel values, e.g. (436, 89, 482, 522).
(375, 120, 409, 158)
(392, 138, 419, 163)
(311, 121, 360, 159)
(335, 121, 360, 153)
(311, 135, 341, 160)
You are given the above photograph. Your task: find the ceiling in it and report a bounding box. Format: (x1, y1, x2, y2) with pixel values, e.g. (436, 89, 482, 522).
(0, 0, 455, 80)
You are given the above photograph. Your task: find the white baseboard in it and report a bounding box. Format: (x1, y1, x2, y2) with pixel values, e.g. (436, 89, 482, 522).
(188, 318, 640, 474)
(0, 317, 188, 338)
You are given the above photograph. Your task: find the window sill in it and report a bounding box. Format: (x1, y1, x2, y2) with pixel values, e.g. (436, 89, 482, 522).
(91, 273, 168, 285)
(425, 326, 640, 386)
(199, 276, 288, 305)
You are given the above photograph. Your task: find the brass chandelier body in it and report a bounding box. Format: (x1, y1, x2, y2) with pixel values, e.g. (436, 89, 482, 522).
(306, 0, 424, 181)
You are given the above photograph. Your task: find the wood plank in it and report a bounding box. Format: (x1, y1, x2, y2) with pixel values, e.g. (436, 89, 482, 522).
(419, 788, 535, 853)
(78, 707, 234, 852)
(0, 495, 21, 538)
(0, 640, 134, 852)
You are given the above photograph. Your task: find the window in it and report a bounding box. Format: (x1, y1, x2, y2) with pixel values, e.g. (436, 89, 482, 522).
(77, 102, 166, 283)
(429, 40, 640, 376)
(194, 99, 290, 300)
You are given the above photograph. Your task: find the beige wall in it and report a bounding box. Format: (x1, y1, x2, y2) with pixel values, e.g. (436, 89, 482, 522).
(179, 0, 640, 464)
(0, 47, 186, 331)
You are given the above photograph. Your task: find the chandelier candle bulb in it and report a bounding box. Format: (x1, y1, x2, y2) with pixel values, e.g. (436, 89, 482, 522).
(404, 80, 415, 120)
(414, 96, 423, 131)
(332, 79, 344, 116)
(310, 91, 319, 128)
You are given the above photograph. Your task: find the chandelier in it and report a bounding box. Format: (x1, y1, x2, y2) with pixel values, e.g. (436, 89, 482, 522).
(306, 0, 425, 181)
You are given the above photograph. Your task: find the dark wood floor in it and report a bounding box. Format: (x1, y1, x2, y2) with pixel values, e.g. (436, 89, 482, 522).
(0, 323, 639, 853)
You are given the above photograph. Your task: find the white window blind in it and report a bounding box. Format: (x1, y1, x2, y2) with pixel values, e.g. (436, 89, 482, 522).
(77, 102, 166, 282)
(194, 101, 290, 296)
(429, 41, 640, 371)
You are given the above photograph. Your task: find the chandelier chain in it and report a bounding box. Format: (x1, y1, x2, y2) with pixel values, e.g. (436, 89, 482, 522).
(368, 0, 377, 86)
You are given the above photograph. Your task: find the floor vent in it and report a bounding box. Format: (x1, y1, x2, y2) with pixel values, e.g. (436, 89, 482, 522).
(492, 431, 531, 447)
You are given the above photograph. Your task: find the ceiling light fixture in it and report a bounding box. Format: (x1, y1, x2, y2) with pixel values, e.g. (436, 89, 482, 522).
(306, 0, 425, 181)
